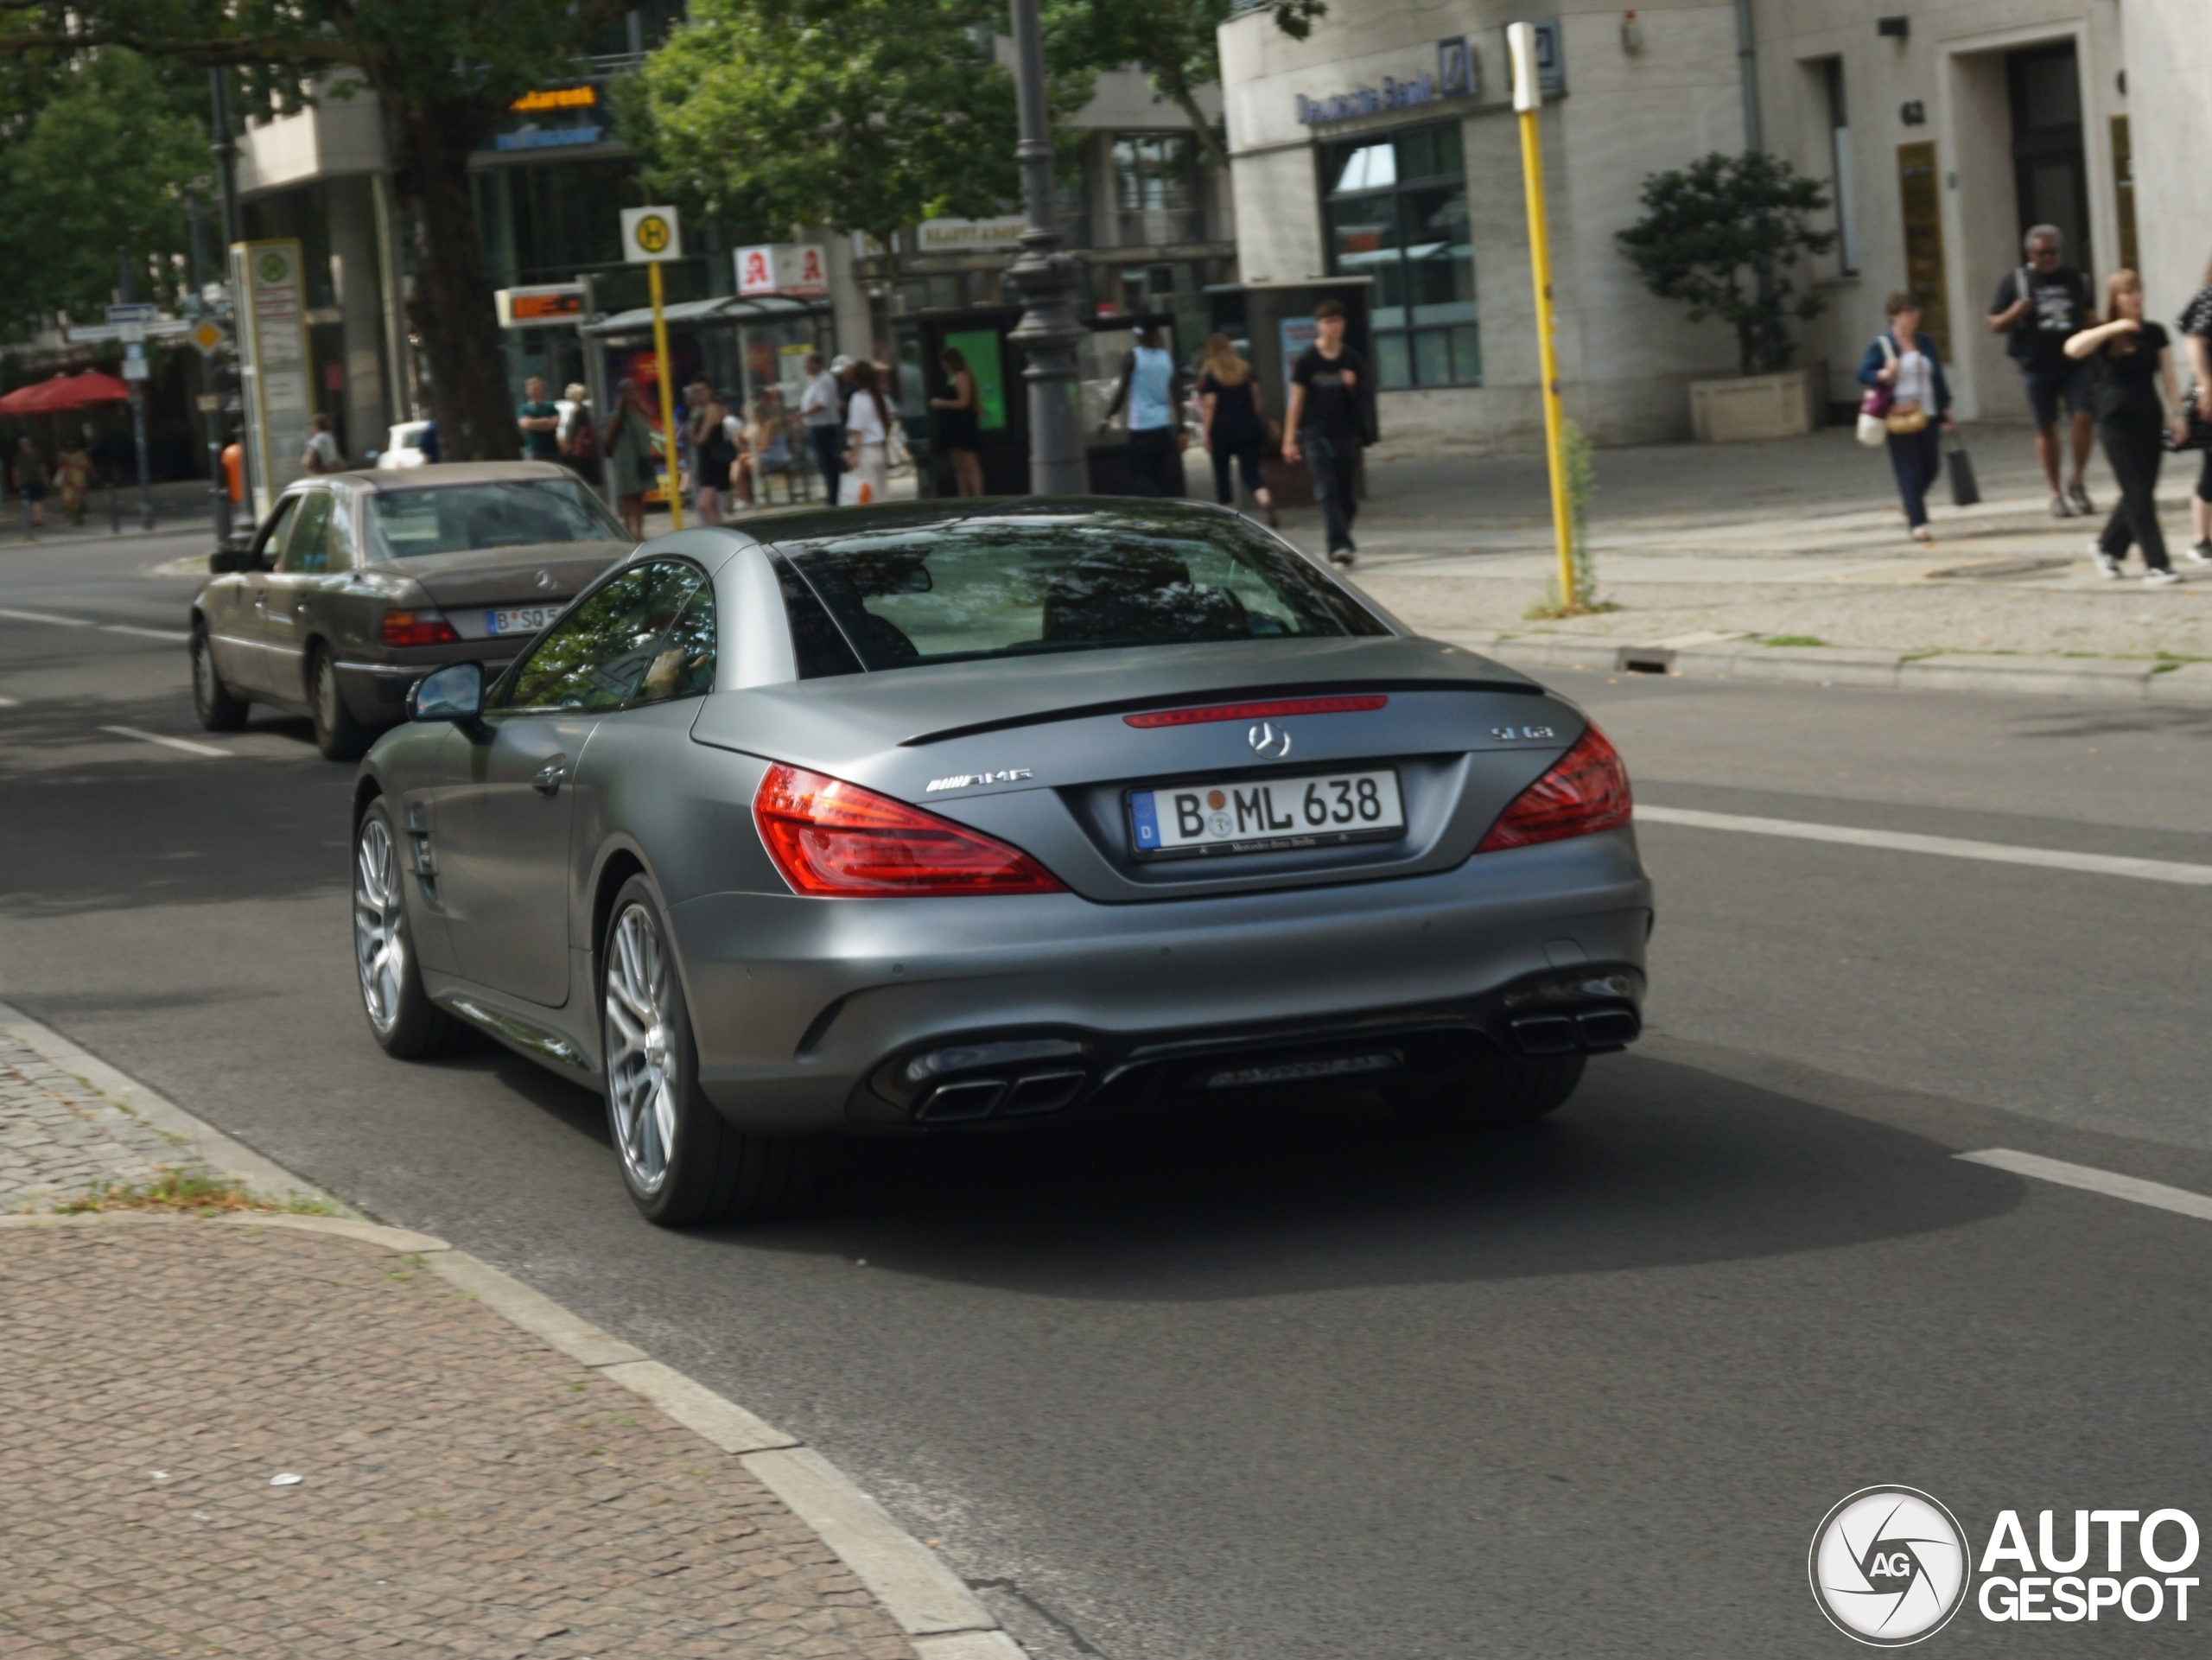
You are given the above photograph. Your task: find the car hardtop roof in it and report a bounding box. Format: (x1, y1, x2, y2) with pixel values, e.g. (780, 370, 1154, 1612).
(325, 461, 579, 492)
(747, 494, 1248, 548)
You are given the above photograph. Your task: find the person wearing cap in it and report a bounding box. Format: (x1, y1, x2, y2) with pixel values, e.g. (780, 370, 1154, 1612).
(800, 352, 845, 506)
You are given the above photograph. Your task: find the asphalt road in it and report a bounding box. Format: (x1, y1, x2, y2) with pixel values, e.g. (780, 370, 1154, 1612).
(4, 525, 2211, 1657)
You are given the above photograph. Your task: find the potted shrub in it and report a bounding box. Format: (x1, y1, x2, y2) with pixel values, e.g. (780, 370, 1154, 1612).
(1617, 152, 1837, 442)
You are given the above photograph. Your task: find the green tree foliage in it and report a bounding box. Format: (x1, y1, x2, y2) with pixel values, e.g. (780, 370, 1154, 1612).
(0, 0, 639, 457)
(0, 49, 212, 334)
(1039, 0, 1323, 168)
(1616, 151, 1835, 375)
(620, 0, 1020, 258)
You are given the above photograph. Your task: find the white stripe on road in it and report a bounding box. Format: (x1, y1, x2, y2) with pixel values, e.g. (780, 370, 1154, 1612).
(1956, 1148, 2212, 1224)
(99, 725, 232, 758)
(1636, 805, 2212, 887)
(0, 696, 17, 708)
(0, 606, 92, 626)
(100, 624, 190, 642)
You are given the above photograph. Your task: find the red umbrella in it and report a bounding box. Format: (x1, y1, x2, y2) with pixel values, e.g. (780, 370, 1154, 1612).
(0, 374, 73, 415)
(36, 371, 132, 410)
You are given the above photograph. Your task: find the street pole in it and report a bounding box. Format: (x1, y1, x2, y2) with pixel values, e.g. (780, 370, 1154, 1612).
(647, 259, 683, 531)
(1508, 22, 1577, 610)
(1005, 0, 1085, 496)
(210, 69, 245, 545)
(118, 247, 156, 531)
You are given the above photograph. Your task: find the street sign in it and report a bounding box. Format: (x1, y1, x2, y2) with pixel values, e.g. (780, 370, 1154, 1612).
(495, 283, 587, 327)
(734, 244, 829, 298)
(122, 356, 149, 381)
(620, 206, 682, 264)
(195, 393, 221, 412)
(189, 320, 226, 355)
(105, 302, 158, 327)
(118, 322, 147, 345)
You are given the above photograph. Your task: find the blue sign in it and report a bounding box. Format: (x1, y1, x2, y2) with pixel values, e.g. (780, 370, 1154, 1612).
(105, 302, 158, 326)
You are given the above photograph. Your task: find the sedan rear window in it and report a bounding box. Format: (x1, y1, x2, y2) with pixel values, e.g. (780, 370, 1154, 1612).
(365, 479, 628, 558)
(779, 508, 1385, 671)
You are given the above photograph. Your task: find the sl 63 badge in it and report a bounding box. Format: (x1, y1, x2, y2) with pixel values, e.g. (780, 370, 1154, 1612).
(926, 768, 1033, 792)
(1491, 725, 1556, 741)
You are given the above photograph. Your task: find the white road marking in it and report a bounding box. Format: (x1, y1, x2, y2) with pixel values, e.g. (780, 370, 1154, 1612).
(1956, 1148, 2212, 1224)
(0, 606, 92, 626)
(99, 725, 232, 758)
(100, 624, 191, 642)
(1635, 805, 2212, 887)
(0, 696, 18, 708)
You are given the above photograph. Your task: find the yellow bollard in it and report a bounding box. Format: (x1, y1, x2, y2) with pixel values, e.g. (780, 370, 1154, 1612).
(1509, 22, 1575, 610)
(648, 258, 683, 532)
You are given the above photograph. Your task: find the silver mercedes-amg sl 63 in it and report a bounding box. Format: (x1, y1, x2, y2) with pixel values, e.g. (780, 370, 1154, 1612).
(349, 499, 1652, 1226)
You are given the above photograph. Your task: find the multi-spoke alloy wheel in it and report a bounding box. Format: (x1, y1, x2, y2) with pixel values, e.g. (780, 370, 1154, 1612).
(605, 901, 679, 1196)
(354, 814, 405, 1036)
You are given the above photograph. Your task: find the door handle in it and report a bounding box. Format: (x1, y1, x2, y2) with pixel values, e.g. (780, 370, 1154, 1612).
(531, 754, 570, 795)
(253, 590, 268, 611)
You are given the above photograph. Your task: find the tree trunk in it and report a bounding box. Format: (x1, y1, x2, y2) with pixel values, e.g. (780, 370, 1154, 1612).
(390, 104, 519, 461)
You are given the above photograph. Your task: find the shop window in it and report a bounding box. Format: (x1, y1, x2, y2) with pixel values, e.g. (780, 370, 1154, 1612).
(1114, 134, 1204, 247)
(1322, 123, 1477, 389)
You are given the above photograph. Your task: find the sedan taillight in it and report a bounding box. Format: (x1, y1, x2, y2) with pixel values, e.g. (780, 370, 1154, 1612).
(753, 764, 1065, 897)
(1478, 726, 1632, 851)
(380, 609, 461, 647)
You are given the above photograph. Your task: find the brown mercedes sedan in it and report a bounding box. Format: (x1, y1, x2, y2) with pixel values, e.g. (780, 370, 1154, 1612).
(190, 462, 634, 758)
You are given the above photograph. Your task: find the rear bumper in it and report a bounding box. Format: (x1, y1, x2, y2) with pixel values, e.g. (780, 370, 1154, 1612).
(667, 828, 1652, 1134)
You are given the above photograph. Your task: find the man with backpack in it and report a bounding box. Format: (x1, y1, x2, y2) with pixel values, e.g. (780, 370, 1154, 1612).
(1987, 226, 2096, 518)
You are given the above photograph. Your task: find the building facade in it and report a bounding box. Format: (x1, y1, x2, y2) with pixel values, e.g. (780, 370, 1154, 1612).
(1218, 0, 2209, 453)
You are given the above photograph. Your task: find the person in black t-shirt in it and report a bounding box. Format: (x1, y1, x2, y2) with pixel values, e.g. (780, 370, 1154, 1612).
(1282, 299, 1370, 566)
(2063, 270, 2190, 583)
(1987, 226, 2096, 518)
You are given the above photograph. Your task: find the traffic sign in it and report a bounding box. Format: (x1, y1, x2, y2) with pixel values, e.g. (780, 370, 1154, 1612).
(621, 206, 682, 264)
(121, 357, 149, 381)
(189, 320, 226, 355)
(106, 302, 158, 327)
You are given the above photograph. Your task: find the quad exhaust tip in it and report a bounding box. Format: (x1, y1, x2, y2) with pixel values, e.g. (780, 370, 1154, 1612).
(1509, 1008, 1641, 1057)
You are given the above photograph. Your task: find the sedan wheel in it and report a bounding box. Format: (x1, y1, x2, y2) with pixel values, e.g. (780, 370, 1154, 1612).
(311, 646, 371, 761)
(601, 875, 821, 1226)
(191, 627, 248, 731)
(352, 798, 461, 1057)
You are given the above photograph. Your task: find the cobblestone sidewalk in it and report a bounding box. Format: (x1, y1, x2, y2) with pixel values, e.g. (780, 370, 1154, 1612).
(0, 1028, 177, 1212)
(0, 1218, 918, 1659)
(0, 1033, 932, 1660)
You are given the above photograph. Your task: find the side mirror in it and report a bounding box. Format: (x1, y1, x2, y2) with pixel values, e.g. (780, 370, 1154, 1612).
(208, 547, 251, 573)
(408, 660, 485, 722)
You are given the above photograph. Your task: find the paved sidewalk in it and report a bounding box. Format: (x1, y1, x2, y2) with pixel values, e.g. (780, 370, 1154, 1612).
(1263, 423, 2212, 664)
(0, 1023, 988, 1660)
(1, 1217, 915, 1660)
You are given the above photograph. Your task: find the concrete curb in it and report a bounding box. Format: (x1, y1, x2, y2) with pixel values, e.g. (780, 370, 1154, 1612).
(0, 1018, 1022, 1657)
(1455, 633, 2212, 704)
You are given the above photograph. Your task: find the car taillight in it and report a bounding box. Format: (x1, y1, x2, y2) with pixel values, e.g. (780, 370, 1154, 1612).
(1478, 725, 1632, 851)
(380, 609, 460, 647)
(753, 764, 1065, 897)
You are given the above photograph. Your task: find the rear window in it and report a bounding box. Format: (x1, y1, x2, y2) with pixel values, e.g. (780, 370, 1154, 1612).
(779, 509, 1385, 671)
(366, 479, 627, 558)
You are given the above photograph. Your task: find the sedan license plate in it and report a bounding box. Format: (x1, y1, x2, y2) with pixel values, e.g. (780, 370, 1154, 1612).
(486, 604, 560, 637)
(1128, 769, 1404, 860)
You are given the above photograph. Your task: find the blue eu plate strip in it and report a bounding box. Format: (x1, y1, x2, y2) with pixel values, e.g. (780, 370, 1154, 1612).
(1129, 791, 1160, 849)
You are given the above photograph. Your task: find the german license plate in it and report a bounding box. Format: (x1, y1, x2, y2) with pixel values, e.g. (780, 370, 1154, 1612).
(486, 604, 560, 636)
(1128, 769, 1404, 860)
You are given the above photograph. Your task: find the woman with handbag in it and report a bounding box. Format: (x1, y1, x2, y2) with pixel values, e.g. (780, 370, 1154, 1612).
(1857, 292, 1955, 542)
(2064, 269, 2189, 585)
(1197, 333, 1276, 526)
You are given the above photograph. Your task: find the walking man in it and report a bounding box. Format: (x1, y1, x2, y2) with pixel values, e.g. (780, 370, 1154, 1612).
(1104, 327, 1187, 498)
(799, 353, 843, 506)
(1282, 299, 1370, 565)
(1986, 226, 2095, 518)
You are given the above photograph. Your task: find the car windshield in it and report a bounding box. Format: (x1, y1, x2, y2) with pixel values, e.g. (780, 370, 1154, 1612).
(365, 479, 627, 558)
(780, 509, 1385, 671)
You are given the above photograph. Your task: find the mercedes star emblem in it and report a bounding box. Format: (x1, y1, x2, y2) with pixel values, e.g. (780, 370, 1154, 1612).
(1248, 722, 1292, 760)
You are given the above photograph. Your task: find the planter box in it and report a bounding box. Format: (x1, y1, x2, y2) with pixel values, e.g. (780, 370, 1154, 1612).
(1689, 367, 1821, 442)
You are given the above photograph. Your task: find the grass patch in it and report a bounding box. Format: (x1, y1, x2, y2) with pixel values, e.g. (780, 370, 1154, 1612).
(54, 1166, 340, 1217)
(1761, 635, 1827, 648)
(1522, 599, 1625, 620)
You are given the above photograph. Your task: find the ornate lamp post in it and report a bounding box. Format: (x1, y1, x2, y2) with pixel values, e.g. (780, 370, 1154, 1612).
(1004, 0, 1085, 495)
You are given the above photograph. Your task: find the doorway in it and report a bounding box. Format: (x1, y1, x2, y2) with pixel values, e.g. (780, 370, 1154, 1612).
(2008, 44, 2091, 271)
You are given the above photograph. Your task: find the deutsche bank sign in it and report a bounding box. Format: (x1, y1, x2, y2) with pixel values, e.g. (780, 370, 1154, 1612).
(1295, 36, 1477, 126)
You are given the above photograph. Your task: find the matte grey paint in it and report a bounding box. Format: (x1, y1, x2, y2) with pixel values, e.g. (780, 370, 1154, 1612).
(358, 514, 1653, 1135)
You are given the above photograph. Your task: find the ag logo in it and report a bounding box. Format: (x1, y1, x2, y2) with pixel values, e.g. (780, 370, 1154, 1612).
(634, 213, 671, 254)
(1810, 1487, 1969, 1646)
(257, 252, 289, 284)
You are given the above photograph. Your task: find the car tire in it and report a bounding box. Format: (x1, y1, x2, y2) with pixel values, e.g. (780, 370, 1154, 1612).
(191, 625, 249, 732)
(601, 875, 822, 1227)
(353, 797, 466, 1058)
(1385, 1049, 1586, 1131)
(310, 644, 372, 761)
